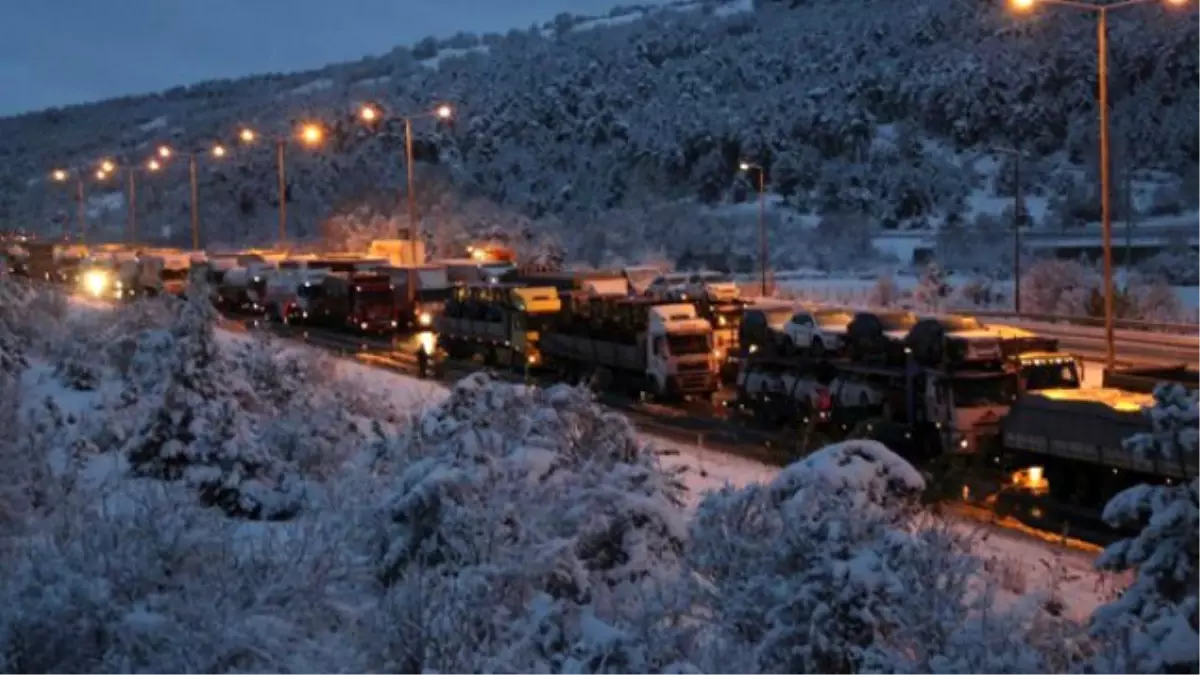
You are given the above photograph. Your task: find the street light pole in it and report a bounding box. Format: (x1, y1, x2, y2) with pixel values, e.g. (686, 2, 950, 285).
(1096, 6, 1115, 369)
(1007, 0, 1191, 369)
(126, 167, 137, 245)
(75, 177, 86, 243)
(404, 116, 417, 265)
(276, 139, 287, 247)
(757, 169, 767, 296)
(189, 153, 200, 251)
(739, 161, 769, 296)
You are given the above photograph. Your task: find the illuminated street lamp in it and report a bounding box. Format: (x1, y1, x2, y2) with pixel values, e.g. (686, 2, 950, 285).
(1008, 0, 1192, 369)
(99, 159, 116, 174)
(299, 123, 324, 147)
(237, 122, 326, 245)
(151, 141, 230, 249)
(739, 161, 769, 297)
(50, 168, 87, 242)
(354, 102, 456, 262)
(147, 158, 162, 172)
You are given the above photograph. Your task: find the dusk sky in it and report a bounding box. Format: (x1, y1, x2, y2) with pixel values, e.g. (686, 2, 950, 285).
(0, 0, 665, 117)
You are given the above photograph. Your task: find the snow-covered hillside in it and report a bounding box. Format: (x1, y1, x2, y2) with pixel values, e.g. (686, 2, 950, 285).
(2, 0, 1195, 272)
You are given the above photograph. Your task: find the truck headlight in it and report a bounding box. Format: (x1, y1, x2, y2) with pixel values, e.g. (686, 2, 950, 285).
(418, 311, 432, 327)
(82, 270, 108, 297)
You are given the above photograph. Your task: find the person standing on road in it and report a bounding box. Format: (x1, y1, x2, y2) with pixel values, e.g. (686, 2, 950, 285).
(417, 345, 429, 379)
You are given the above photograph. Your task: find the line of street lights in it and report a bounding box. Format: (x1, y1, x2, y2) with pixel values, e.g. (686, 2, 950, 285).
(49, 102, 453, 254)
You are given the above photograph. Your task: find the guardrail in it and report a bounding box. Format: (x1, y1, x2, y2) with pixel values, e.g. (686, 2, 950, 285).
(970, 310, 1198, 336)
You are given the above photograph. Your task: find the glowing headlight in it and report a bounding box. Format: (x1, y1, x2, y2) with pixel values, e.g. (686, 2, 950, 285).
(717, 315, 727, 327)
(82, 270, 108, 297)
(417, 311, 432, 327)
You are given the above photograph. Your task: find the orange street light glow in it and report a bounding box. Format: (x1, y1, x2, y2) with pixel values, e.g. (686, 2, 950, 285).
(95, 169, 107, 180)
(239, 128, 256, 143)
(1010, 0, 1036, 10)
(51, 169, 69, 182)
(157, 145, 173, 159)
(147, 159, 161, 171)
(299, 123, 323, 146)
(435, 104, 453, 120)
(359, 105, 380, 122)
(100, 159, 116, 173)
(212, 145, 227, 158)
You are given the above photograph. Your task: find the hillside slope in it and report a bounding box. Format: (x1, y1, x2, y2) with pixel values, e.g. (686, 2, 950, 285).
(2, 0, 1196, 267)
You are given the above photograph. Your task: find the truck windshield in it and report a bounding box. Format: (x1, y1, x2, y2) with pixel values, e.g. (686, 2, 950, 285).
(666, 332, 711, 355)
(942, 316, 983, 331)
(1022, 362, 1081, 391)
(357, 287, 394, 306)
(952, 375, 1018, 407)
(879, 313, 918, 331)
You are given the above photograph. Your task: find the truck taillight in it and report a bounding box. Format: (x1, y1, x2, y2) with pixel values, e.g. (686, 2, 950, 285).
(816, 387, 833, 411)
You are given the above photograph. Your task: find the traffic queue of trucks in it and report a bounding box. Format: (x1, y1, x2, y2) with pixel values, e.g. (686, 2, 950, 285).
(9, 239, 1189, 519)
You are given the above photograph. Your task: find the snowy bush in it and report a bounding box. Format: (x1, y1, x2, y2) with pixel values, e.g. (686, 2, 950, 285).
(121, 285, 304, 520)
(0, 487, 363, 674)
(686, 440, 1085, 673)
(366, 373, 689, 672)
(868, 274, 900, 308)
(1090, 384, 1199, 673)
(912, 263, 950, 312)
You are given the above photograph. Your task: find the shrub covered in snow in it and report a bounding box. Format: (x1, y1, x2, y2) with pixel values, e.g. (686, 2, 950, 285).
(687, 440, 1086, 673)
(1091, 384, 1199, 673)
(121, 285, 304, 520)
(367, 372, 689, 672)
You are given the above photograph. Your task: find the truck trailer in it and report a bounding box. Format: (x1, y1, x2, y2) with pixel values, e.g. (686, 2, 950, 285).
(539, 297, 720, 400)
(437, 284, 562, 369)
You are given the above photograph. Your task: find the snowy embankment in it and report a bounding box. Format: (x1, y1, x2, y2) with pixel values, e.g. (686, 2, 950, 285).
(5, 284, 1194, 673)
(311, 337, 1118, 620)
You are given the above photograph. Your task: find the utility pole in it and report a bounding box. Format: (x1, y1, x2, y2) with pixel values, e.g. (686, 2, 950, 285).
(992, 146, 1025, 313)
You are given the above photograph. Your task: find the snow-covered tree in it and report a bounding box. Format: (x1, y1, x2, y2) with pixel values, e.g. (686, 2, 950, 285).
(687, 440, 1085, 673)
(122, 283, 302, 519)
(912, 262, 950, 312)
(366, 373, 688, 672)
(1091, 384, 1199, 674)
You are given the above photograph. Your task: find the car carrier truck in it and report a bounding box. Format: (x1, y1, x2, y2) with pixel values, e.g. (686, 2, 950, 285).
(539, 297, 720, 400)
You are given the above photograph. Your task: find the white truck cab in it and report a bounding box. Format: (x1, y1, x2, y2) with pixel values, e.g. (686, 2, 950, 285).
(645, 303, 717, 398)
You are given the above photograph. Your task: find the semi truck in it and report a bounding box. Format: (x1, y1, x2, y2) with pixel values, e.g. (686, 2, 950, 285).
(436, 284, 562, 369)
(999, 380, 1197, 516)
(538, 297, 720, 401)
(378, 264, 452, 330)
(288, 271, 399, 334)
